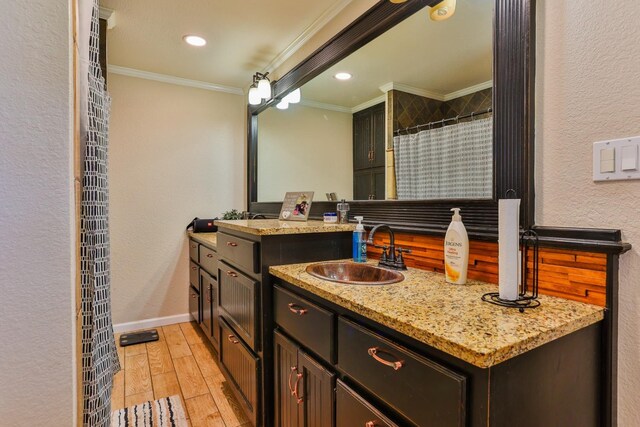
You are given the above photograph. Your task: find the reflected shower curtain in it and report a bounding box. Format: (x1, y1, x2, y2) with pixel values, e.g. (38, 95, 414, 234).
(79, 1, 120, 425)
(393, 117, 493, 200)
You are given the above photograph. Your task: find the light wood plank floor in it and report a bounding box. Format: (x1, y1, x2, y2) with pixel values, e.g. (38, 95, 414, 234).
(113, 322, 251, 427)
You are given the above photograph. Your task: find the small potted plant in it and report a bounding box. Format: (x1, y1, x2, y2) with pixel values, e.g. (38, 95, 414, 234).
(221, 209, 244, 220)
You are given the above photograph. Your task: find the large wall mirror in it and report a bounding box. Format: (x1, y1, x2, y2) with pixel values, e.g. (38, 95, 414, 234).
(248, 0, 535, 237)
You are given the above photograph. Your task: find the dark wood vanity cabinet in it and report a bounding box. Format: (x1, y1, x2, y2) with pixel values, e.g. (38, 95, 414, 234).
(188, 238, 219, 351)
(214, 228, 352, 427)
(353, 103, 385, 200)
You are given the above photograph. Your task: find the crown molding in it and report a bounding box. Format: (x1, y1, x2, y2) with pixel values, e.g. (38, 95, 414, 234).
(298, 99, 352, 113)
(99, 6, 116, 29)
(262, 0, 353, 75)
(107, 65, 244, 95)
(442, 80, 493, 101)
(379, 82, 445, 101)
(351, 94, 386, 113)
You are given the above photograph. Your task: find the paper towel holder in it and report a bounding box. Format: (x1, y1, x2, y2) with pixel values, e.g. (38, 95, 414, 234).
(482, 229, 540, 312)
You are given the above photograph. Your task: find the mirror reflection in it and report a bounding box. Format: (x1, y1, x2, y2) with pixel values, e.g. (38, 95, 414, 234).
(258, 0, 493, 202)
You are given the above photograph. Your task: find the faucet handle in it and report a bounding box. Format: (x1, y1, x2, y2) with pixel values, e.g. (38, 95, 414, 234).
(371, 244, 389, 261)
(395, 247, 411, 269)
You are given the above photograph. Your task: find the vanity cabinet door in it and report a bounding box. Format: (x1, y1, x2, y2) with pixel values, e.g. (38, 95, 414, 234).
(189, 240, 199, 261)
(200, 270, 217, 347)
(219, 260, 259, 350)
(189, 261, 199, 289)
(189, 285, 200, 323)
(298, 350, 334, 427)
(371, 105, 385, 168)
(274, 331, 300, 427)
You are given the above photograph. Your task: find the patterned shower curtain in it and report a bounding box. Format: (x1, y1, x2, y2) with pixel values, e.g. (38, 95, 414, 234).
(393, 117, 493, 200)
(80, 1, 120, 425)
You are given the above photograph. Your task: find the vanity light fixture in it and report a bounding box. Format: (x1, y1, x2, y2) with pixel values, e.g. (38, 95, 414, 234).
(334, 72, 352, 80)
(248, 85, 261, 105)
(276, 99, 289, 110)
(248, 72, 273, 105)
(183, 35, 207, 47)
(429, 0, 456, 21)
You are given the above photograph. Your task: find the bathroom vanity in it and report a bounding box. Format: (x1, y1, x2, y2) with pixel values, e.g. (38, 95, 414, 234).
(269, 261, 605, 427)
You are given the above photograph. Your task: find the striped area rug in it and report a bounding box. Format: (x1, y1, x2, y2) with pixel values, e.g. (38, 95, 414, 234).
(111, 395, 188, 427)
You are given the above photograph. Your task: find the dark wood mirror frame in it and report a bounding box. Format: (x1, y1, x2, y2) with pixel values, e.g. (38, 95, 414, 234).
(247, 0, 535, 240)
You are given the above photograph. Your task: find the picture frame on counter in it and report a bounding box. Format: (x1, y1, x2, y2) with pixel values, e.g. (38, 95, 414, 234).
(279, 192, 314, 221)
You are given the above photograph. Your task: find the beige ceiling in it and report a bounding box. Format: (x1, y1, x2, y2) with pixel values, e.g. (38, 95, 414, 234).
(99, 0, 347, 89)
(300, 0, 493, 108)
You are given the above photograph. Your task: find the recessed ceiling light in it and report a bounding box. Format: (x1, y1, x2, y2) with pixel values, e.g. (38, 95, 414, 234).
(183, 35, 207, 47)
(334, 72, 352, 81)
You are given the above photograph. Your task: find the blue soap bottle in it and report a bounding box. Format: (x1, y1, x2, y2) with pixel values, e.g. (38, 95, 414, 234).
(352, 216, 367, 262)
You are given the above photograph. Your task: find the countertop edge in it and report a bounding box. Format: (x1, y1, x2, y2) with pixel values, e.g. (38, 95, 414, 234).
(215, 219, 355, 236)
(187, 231, 217, 250)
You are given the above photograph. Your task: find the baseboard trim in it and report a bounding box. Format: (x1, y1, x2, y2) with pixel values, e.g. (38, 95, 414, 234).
(113, 313, 192, 333)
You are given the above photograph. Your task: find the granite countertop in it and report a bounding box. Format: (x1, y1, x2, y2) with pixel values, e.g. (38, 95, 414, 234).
(187, 231, 217, 249)
(269, 260, 605, 368)
(215, 219, 356, 236)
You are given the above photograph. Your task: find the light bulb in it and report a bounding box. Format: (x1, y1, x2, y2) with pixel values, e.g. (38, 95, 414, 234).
(183, 35, 207, 47)
(276, 100, 289, 110)
(430, 0, 456, 21)
(257, 78, 272, 99)
(287, 88, 301, 104)
(248, 87, 261, 105)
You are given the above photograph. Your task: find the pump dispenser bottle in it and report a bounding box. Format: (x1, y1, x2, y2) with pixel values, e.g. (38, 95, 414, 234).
(352, 216, 367, 262)
(444, 208, 469, 284)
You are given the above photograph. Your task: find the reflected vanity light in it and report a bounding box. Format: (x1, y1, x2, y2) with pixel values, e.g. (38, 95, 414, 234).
(276, 99, 289, 110)
(334, 72, 352, 80)
(283, 88, 301, 104)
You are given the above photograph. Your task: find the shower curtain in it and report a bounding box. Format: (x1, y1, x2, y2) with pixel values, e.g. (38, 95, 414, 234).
(393, 117, 493, 200)
(79, 1, 120, 425)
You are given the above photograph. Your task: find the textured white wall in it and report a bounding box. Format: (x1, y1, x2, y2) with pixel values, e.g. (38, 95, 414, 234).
(258, 105, 353, 201)
(536, 1, 640, 425)
(108, 74, 245, 325)
(0, 1, 75, 425)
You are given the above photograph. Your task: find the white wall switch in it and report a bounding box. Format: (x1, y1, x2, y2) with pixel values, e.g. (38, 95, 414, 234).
(621, 145, 638, 171)
(593, 136, 640, 181)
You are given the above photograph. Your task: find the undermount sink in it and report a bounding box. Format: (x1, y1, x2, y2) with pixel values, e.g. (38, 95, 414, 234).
(305, 262, 404, 285)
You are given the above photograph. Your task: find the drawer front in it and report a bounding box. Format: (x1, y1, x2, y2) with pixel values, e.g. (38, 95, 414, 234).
(189, 261, 199, 289)
(274, 286, 334, 363)
(220, 317, 259, 427)
(219, 260, 259, 350)
(189, 240, 199, 261)
(189, 285, 200, 323)
(336, 380, 398, 427)
(217, 232, 259, 275)
(338, 317, 467, 427)
(199, 245, 218, 276)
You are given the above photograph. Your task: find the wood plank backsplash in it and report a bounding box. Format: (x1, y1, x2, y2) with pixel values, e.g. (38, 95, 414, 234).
(368, 232, 607, 307)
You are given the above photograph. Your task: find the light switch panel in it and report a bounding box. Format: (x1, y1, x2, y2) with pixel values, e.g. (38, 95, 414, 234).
(621, 145, 638, 171)
(593, 136, 640, 181)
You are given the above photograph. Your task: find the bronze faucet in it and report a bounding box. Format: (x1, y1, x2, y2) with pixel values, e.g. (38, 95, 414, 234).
(367, 224, 411, 270)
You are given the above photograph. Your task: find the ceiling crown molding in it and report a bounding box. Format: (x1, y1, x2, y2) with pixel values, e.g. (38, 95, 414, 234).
(261, 0, 353, 75)
(99, 6, 116, 29)
(443, 80, 493, 101)
(351, 94, 386, 113)
(299, 99, 352, 113)
(108, 65, 244, 95)
(379, 82, 445, 101)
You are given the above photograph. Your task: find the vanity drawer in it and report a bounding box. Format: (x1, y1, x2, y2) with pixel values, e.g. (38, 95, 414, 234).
(274, 286, 334, 363)
(336, 380, 398, 427)
(338, 317, 467, 427)
(219, 260, 259, 351)
(219, 317, 259, 427)
(189, 261, 199, 288)
(189, 239, 199, 261)
(217, 232, 259, 275)
(199, 244, 218, 276)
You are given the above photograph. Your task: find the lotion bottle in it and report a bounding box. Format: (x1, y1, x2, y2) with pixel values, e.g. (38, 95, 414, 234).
(444, 208, 469, 284)
(352, 216, 367, 263)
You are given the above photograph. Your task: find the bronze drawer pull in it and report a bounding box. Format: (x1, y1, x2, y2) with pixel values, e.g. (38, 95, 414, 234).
(191, 294, 197, 299)
(287, 303, 308, 316)
(367, 347, 404, 370)
(226, 271, 238, 277)
(206, 253, 214, 258)
(191, 244, 196, 248)
(191, 266, 197, 270)
(365, 422, 376, 427)
(292, 368, 304, 404)
(288, 366, 297, 395)
(226, 241, 238, 247)
(227, 334, 239, 344)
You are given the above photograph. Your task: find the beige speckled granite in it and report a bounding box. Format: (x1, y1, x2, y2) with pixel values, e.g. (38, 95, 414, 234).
(187, 231, 217, 250)
(215, 219, 355, 236)
(269, 260, 604, 368)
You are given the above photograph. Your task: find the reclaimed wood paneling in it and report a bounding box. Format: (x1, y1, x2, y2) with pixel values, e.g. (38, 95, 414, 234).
(368, 232, 607, 307)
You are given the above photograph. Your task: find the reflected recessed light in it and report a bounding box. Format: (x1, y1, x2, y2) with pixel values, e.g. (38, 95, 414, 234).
(183, 35, 207, 47)
(334, 72, 352, 80)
